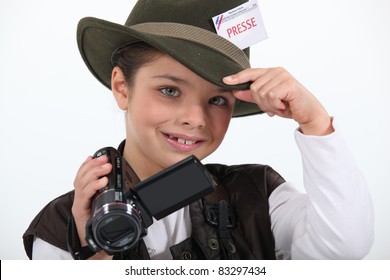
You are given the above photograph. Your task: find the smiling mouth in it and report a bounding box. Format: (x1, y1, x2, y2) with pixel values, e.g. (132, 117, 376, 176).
(163, 132, 205, 145)
(167, 135, 199, 145)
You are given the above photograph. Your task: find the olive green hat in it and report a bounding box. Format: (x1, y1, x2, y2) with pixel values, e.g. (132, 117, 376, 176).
(77, 0, 263, 117)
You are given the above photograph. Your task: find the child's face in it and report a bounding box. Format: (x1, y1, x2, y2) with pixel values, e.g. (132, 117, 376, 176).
(119, 54, 235, 178)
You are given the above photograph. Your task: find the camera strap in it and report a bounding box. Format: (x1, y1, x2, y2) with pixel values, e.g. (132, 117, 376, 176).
(202, 176, 236, 228)
(202, 177, 238, 259)
(67, 215, 96, 260)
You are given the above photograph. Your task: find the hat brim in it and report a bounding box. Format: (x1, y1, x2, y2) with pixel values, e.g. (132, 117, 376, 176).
(77, 17, 262, 117)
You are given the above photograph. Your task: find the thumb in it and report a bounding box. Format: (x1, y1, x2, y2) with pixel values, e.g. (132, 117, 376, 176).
(233, 90, 256, 103)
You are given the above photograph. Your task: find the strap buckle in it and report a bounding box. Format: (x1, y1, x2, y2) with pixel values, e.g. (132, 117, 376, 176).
(202, 200, 236, 228)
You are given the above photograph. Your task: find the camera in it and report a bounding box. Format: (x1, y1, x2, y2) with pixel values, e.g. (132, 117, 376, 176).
(85, 147, 216, 255)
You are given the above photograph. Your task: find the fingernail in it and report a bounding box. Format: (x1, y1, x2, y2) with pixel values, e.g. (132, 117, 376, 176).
(96, 154, 108, 161)
(223, 75, 235, 82)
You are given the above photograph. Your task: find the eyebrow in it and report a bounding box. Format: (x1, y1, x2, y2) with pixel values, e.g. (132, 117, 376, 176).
(151, 74, 232, 94)
(151, 74, 190, 85)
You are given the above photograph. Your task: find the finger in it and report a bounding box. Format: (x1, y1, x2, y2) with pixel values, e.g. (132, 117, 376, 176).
(75, 162, 112, 191)
(233, 87, 287, 112)
(249, 68, 287, 95)
(73, 176, 109, 214)
(259, 91, 289, 116)
(78, 156, 93, 175)
(252, 71, 295, 112)
(223, 68, 269, 85)
(256, 80, 288, 110)
(229, 67, 287, 107)
(233, 90, 284, 117)
(234, 78, 288, 113)
(231, 68, 285, 103)
(233, 90, 256, 103)
(74, 155, 100, 180)
(79, 176, 109, 200)
(248, 67, 285, 93)
(260, 83, 294, 117)
(74, 155, 109, 187)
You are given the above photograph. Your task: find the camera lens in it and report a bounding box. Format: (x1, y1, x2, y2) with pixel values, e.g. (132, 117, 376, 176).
(92, 203, 143, 253)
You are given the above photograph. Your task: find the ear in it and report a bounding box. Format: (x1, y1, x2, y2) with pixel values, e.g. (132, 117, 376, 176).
(111, 66, 130, 110)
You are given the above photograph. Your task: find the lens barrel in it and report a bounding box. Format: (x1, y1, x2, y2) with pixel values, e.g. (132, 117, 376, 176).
(91, 201, 143, 253)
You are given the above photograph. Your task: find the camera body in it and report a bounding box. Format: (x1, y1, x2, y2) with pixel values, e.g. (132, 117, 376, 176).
(85, 147, 216, 255)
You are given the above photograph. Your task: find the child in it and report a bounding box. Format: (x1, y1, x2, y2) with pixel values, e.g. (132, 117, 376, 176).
(23, 0, 374, 260)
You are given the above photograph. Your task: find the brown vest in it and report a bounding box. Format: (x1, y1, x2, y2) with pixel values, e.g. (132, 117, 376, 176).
(23, 163, 284, 260)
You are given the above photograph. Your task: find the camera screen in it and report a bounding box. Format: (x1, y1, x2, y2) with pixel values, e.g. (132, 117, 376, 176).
(135, 156, 215, 220)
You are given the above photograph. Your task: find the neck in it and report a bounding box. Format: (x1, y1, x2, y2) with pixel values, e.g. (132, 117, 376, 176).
(121, 143, 164, 181)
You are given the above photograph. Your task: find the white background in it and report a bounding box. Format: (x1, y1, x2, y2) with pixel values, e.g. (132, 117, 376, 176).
(0, 0, 389, 260)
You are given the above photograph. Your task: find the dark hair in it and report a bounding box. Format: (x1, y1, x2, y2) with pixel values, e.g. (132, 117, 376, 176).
(111, 42, 162, 87)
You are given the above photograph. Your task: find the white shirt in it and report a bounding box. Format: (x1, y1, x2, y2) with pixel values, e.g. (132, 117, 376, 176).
(32, 119, 375, 260)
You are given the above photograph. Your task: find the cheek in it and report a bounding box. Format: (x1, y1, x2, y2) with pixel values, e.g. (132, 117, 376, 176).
(125, 99, 150, 136)
(126, 99, 170, 134)
(210, 113, 232, 142)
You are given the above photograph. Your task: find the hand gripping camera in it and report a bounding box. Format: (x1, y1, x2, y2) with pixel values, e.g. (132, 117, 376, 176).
(85, 147, 216, 255)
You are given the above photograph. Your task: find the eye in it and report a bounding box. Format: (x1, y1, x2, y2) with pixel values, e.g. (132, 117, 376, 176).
(209, 96, 227, 106)
(160, 87, 180, 97)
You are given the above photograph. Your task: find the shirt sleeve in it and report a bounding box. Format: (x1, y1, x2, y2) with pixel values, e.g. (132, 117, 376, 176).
(269, 118, 375, 259)
(32, 237, 73, 260)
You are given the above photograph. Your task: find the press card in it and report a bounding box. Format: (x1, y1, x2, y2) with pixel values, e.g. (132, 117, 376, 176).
(212, 0, 268, 49)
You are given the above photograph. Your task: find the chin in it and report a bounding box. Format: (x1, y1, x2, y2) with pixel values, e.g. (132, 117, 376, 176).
(166, 153, 200, 166)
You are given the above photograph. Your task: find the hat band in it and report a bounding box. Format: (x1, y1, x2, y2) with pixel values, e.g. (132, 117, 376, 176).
(130, 22, 250, 68)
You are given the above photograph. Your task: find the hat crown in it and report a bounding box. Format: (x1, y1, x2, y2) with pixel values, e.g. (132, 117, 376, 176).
(77, 0, 262, 116)
(126, 0, 248, 34)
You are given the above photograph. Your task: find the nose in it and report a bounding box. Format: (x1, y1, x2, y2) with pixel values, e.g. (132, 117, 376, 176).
(176, 102, 207, 129)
